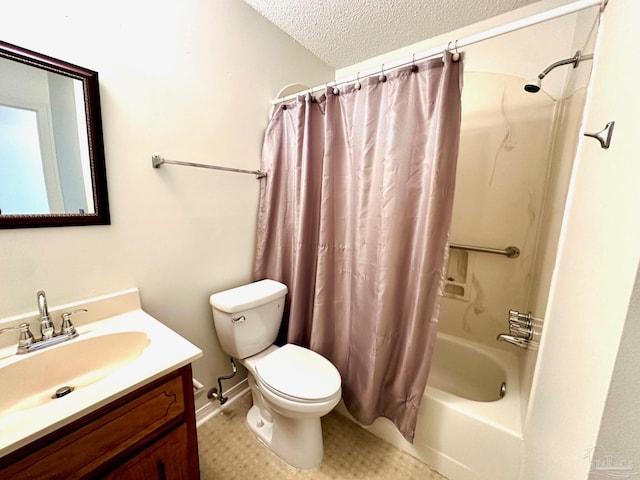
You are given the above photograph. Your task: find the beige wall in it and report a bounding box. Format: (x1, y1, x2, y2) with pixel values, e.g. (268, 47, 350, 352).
(521, 7, 599, 422)
(0, 0, 333, 407)
(591, 266, 640, 478)
(521, 0, 640, 476)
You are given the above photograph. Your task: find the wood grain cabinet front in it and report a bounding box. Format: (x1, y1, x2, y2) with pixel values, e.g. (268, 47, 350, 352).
(0, 365, 200, 480)
(102, 423, 192, 479)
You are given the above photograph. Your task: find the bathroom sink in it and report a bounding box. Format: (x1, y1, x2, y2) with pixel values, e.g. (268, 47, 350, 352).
(0, 331, 150, 415)
(0, 288, 203, 458)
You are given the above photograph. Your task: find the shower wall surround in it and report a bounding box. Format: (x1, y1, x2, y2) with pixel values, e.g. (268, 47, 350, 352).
(442, 72, 555, 348)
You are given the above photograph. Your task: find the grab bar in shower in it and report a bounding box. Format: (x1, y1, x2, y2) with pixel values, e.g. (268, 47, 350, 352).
(449, 243, 520, 259)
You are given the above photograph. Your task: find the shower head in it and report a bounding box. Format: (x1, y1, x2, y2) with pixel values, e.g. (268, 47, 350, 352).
(523, 50, 594, 93)
(524, 78, 542, 93)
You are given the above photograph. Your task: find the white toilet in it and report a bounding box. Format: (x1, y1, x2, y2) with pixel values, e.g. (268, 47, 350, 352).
(209, 279, 342, 469)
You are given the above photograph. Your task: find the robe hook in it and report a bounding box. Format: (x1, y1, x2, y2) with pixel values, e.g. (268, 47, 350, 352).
(583, 121, 615, 149)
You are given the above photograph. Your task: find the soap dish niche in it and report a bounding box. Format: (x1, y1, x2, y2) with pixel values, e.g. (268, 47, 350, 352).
(444, 283, 466, 298)
(443, 248, 473, 301)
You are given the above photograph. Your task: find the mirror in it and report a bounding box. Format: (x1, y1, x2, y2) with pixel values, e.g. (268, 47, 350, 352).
(0, 41, 109, 228)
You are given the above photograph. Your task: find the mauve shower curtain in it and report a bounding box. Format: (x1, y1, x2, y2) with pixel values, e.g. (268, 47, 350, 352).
(254, 53, 463, 442)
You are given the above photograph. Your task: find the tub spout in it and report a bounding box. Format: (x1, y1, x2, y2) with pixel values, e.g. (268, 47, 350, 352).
(496, 334, 528, 349)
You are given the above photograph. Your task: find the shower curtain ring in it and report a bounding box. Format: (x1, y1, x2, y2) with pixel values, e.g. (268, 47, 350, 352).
(452, 40, 461, 62)
(411, 53, 419, 73)
(354, 72, 361, 90)
(445, 41, 453, 63)
(379, 64, 387, 82)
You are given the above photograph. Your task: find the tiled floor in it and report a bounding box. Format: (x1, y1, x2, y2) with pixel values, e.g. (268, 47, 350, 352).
(198, 394, 448, 479)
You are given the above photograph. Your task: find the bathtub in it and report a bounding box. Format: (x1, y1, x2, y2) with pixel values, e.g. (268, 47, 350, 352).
(336, 332, 523, 480)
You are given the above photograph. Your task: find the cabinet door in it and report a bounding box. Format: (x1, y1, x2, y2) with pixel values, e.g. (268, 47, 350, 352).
(102, 424, 192, 480)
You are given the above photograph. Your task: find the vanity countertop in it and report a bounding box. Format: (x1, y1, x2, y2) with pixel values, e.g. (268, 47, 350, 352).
(0, 289, 202, 457)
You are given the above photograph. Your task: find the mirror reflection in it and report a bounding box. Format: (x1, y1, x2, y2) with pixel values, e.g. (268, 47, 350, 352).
(0, 41, 109, 228)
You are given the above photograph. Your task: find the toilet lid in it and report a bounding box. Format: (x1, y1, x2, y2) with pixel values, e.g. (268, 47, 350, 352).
(255, 344, 341, 401)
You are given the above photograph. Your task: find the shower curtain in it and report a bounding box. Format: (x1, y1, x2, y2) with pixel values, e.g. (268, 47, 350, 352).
(254, 53, 463, 442)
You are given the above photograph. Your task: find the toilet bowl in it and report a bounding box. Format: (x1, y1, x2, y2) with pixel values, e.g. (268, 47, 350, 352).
(241, 344, 341, 468)
(210, 280, 342, 469)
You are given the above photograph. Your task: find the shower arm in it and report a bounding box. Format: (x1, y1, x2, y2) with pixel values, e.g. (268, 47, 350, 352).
(537, 50, 594, 80)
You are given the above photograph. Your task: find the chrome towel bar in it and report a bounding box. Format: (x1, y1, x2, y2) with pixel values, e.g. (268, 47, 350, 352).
(449, 243, 520, 258)
(152, 154, 266, 179)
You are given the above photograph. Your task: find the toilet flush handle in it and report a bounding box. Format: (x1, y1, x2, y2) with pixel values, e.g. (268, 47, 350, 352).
(232, 315, 246, 323)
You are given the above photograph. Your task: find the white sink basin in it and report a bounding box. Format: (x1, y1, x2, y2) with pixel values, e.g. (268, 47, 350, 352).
(0, 289, 202, 457)
(0, 332, 150, 415)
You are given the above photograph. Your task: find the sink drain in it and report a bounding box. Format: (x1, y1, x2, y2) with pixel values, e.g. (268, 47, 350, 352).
(500, 382, 507, 398)
(53, 386, 74, 399)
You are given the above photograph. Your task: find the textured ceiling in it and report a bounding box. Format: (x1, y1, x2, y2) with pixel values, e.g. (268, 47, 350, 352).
(243, 0, 547, 69)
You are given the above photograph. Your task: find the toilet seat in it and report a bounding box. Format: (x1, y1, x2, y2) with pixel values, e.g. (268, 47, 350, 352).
(255, 344, 341, 403)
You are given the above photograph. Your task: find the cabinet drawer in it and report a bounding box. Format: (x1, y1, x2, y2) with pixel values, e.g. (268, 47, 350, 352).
(1, 372, 186, 479)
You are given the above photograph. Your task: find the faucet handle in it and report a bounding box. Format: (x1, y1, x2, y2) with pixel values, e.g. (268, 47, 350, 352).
(0, 323, 36, 353)
(60, 309, 86, 337)
(16, 323, 36, 350)
(0, 322, 30, 334)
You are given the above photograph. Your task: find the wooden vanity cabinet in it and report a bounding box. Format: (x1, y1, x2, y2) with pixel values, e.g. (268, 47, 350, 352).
(0, 365, 200, 479)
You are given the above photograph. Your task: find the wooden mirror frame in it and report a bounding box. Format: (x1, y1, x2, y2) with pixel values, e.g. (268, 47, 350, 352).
(0, 40, 109, 228)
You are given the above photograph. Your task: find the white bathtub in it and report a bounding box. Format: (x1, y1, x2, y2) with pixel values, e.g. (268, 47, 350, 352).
(336, 332, 523, 480)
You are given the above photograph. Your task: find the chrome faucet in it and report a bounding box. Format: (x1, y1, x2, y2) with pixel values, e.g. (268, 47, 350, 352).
(497, 334, 530, 348)
(0, 292, 85, 355)
(37, 290, 55, 340)
(496, 308, 538, 349)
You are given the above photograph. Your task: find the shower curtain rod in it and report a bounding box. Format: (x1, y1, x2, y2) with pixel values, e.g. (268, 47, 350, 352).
(271, 0, 603, 106)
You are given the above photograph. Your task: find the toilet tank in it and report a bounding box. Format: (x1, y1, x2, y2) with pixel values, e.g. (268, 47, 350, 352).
(210, 279, 288, 359)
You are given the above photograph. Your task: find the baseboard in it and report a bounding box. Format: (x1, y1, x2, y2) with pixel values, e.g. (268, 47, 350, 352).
(195, 378, 250, 428)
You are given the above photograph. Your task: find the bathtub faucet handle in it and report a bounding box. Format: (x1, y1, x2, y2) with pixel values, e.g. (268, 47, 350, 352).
(508, 309, 532, 326)
(508, 309, 530, 318)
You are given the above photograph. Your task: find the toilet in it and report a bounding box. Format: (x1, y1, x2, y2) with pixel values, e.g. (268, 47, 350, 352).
(209, 279, 342, 469)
